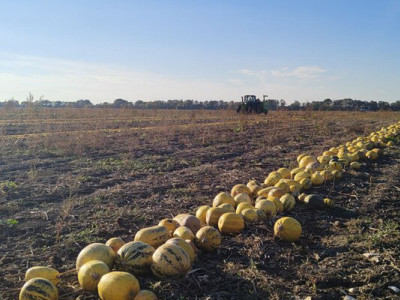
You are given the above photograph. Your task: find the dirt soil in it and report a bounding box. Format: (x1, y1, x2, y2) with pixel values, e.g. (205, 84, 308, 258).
(1, 109, 400, 300)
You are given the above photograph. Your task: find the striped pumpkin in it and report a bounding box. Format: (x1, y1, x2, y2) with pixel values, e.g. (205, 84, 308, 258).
(218, 213, 245, 234)
(166, 237, 196, 264)
(158, 219, 180, 237)
(115, 241, 155, 275)
(25, 266, 60, 285)
(134, 225, 169, 248)
(19, 278, 58, 300)
(195, 226, 221, 252)
(206, 207, 226, 227)
(151, 244, 191, 278)
(173, 226, 195, 241)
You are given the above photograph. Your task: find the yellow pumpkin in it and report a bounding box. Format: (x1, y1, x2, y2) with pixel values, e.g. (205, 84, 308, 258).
(195, 205, 211, 224)
(255, 199, 277, 216)
(268, 188, 285, 199)
(195, 226, 222, 252)
(25, 266, 60, 285)
(98, 271, 140, 300)
(274, 217, 302, 242)
(299, 155, 317, 168)
(274, 181, 290, 193)
(267, 196, 284, 212)
(134, 225, 169, 248)
(206, 207, 227, 227)
(311, 172, 324, 186)
(134, 290, 158, 300)
(76, 243, 115, 272)
(158, 219, 180, 237)
(264, 175, 281, 186)
(173, 226, 195, 241)
(218, 212, 245, 234)
(105, 237, 126, 254)
(212, 192, 235, 207)
(350, 161, 361, 169)
(218, 203, 235, 212)
(78, 260, 110, 291)
(279, 194, 296, 211)
(254, 208, 268, 221)
(151, 244, 191, 277)
(277, 167, 291, 179)
(241, 208, 258, 223)
(19, 278, 58, 300)
(235, 202, 253, 214)
(231, 184, 252, 197)
(115, 241, 155, 275)
(166, 237, 196, 264)
(234, 193, 252, 206)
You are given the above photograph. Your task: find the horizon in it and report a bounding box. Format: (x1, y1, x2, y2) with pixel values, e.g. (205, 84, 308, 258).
(1, 1, 399, 104)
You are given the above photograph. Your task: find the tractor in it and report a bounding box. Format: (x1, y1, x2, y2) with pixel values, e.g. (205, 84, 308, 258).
(236, 95, 269, 114)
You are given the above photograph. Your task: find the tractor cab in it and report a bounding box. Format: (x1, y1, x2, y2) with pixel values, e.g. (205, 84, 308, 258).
(242, 95, 258, 103)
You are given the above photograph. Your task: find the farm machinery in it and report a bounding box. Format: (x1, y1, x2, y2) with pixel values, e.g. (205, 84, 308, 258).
(236, 95, 269, 114)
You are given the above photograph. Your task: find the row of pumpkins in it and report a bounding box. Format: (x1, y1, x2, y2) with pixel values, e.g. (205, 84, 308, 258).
(19, 122, 400, 299)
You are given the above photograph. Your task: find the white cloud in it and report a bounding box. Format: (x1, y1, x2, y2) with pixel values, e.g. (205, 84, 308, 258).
(271, 66, 326, 79)
(236, 69, 268, 77)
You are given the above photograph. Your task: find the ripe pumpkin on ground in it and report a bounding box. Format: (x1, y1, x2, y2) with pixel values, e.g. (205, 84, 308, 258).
(218, 203, 235, 212)
(212, 192, 235, 207)
(173, 214, 201, 234)
(25, 266, 60, 285)
(166, 237, 196, 264)
(19, 278, 58, 300)
(76, 243, 115, 272)
(241, 208, 258, 223)
(78, 260, 110, 291)
(195, 226, 222, 252)
(105, 237, 126, 254)
(195, 206, 211, 224)
(98, 271, 140, 300)
(235, 202, 254, 214)
(115, 241, 155, 275)
(231, 184, 251, 197)
(274, 217, 302, 242)
(173, 226, 195, 241)
(206, 207, 227, 227)
(134, 290, 158, 300)
(279, 194, 296, 211)
(218, 212, 245, 234)
(234, 193, 252, 206)
(158, 219, 180, 237)
(255, 199, 277, 216)
(151, 244, 191, 277)
(134, 225, 169, 248)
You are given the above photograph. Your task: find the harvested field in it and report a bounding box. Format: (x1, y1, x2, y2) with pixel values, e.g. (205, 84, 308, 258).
(1, 108, 400, 299)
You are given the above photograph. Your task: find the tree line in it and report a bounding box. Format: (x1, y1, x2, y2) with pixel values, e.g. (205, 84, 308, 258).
(1, 96, 400, 111)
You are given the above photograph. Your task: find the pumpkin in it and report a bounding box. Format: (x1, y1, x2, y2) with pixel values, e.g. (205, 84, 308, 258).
(274, 217, 302, 242)
(294, 171, 310, 182)
(212, 192, 235, 207)
(234, 193, 252, 206)
(290, 167, 305, 178)
(134, 290, 158, 300)
(255, 199, 277, 216)
(235, 202, 253, 214)
(76, 243, 115, 272)
(231, 184, 251, 197)
(218, 212, 245, 234)
(105, 237, 126, 254)
(98, 271, 140, 300)
(78, 260, 110, 291)
(366, 150, 379, 159)
(305, 162, 323, 173)
(151, 244, 191, 277)
(241, 208, 258, 223)
(218, 203, 235, 212)
(274, 181, 290, 193)
(317, 155, 331, 165)
(279, 194, 296, 211)
(254, 208, 268, 221)
(332, 170, 342, 179)
(324, 198, 335, 207)
(350, 161, 361, 169)
(115, 241, 155, 275)
(173, 214, 201, 234)
(25, 266, 60, 285)
(297, 153, 306, 163)
(277, 167, 291, 179)
(299, 155, 317, 168)
(329, 161, 343, 171)
(206, 207, 227, 227)
(195, 205, 211, 223)
(195, 226, 222, 252)
(166, 237, 196, 264)
(19, 278, 58, 300)
(303, 194, 325, 209)
(134, 225, 169, 248)
(158, 219, 180, 237)
(268, 188, 285, 199)
(267, 196, 284, 212)
(248, 184, 261, 198)
(264, 175, 281, 186)
(173, 226, 195, 241)
(311, 172, 324, 186)
(247, 179, 259, 187)
(256, 187, 275, 198)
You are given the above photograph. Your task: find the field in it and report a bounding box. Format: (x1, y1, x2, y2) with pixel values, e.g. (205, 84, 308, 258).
(1, 108, 400, 300)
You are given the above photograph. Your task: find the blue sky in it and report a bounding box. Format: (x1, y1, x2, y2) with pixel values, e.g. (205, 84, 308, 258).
(0, 0, 399, 103)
